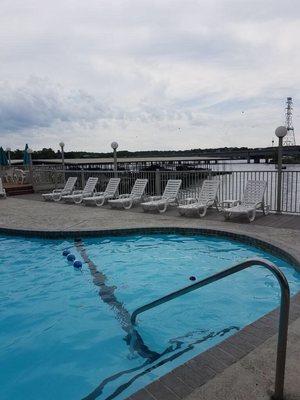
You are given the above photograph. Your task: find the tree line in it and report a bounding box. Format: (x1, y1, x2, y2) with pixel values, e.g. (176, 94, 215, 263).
(8, 146, 254, 159)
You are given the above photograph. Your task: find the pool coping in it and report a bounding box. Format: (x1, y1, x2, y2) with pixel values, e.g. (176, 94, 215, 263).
(1, 225, 300, 400)
(1, 225, 299, 269)
(127, 293, 300, 400)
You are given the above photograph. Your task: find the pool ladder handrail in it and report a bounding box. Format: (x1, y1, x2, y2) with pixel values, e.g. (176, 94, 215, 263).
(130, 258, 290, 400)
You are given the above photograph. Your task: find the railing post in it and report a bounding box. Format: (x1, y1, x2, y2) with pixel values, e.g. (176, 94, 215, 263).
(62, 168, 66, 187)
(55, 170, 60, 190)
(155, 169, 161, 196)
(28, 154, 33, 185)
(277, 137, 283, 214)
(81, 168, 85, 189)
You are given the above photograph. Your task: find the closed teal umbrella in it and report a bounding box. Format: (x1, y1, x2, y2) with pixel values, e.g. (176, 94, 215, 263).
(23, 144, 30, 165)
(0, 147, 8, 166)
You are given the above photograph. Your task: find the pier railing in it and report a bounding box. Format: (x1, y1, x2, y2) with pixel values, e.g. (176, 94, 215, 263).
(31, 168, 300, 214)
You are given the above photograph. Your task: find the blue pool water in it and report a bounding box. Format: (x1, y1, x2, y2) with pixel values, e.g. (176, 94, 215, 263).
(1, 233, 300, 400)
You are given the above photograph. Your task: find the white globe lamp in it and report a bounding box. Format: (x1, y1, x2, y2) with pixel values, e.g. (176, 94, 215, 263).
(275, 126, 287, 138)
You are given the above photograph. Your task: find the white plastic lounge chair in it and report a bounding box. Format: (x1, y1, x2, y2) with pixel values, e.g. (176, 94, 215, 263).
(222, 180, 269, 222)
(82, 178, 121, 207)
(0, 178, 7, 199)
(108, 179, 148, 209)
(61, 177, 98, 204)
(42, 177, 77, 202)
(177, 180, 220, 217)
(141, 179, 182, 213)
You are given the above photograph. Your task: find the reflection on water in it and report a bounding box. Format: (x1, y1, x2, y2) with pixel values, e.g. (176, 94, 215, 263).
(211, 160, 300, 173)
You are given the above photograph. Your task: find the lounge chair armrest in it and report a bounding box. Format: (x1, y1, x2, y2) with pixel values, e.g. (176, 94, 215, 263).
(180, 197, 198, 205)
(73, 190, 83, 195)
(221, 199, 240, 208)
(52, 189, 63, 193)
(119, 194, 131, 199)
(254, 201, 264, 208)
(167, 197, 177, 203)
(147, 195, 162, 201)
(93, 191, 104, 196)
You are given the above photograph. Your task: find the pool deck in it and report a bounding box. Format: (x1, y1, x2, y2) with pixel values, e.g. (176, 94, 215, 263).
(1, 194, 300, 400)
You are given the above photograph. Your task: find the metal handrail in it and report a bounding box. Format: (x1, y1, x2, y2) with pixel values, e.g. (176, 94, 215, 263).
(131, 258, 290, 400)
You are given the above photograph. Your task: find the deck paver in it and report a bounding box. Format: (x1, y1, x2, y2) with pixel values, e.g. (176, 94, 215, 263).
(159, 372, 194, 399)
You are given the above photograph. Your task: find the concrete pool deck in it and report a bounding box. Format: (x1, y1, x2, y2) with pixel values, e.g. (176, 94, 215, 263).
(1, 194, 300, 400)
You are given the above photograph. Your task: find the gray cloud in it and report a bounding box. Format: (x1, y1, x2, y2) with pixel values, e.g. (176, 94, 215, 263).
(0, 0, 299, 150)
(0, 78, 109, 132)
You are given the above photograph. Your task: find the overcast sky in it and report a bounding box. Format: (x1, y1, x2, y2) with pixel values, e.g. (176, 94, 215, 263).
(0, 0, 299, 152)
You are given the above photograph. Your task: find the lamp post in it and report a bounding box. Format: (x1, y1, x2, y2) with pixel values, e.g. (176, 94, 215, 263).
(59, 142, 65, 182)
(27, 148, 34, 184)
(111, 141, 118, 177)
(5, 147, 11, 166)
(275, 126, 287, 214)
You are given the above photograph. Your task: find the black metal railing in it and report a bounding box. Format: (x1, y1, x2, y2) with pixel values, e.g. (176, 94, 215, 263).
(30, 168, 300, 214)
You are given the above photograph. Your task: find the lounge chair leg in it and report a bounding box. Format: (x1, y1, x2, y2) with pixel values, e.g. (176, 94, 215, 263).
(123, 199, 133, 210)
(178, 208, 185, 216)
(224, 211, 231, 221)
(74, 197, 83, 204)
(198, 207, 207, 218)
(158, 204, 167, 213)
(263, 204, 270, 215)
(96, 198, 105, 207)
(247, 210, 256, 222)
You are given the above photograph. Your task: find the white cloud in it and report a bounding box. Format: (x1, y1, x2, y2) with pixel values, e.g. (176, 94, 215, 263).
(0, 0, 299, 151)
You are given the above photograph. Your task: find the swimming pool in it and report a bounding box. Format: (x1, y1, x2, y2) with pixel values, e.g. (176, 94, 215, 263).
(1, 232, 300, 400)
